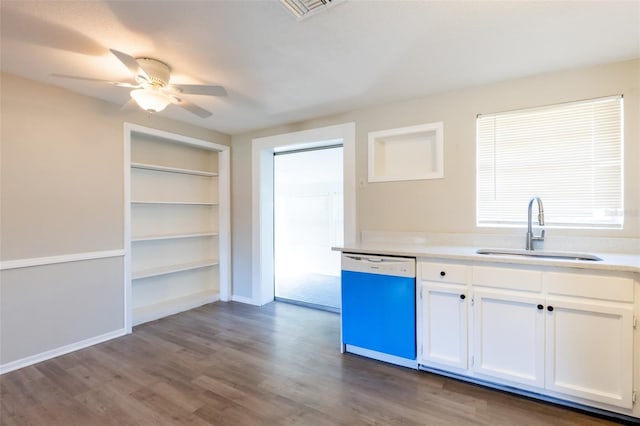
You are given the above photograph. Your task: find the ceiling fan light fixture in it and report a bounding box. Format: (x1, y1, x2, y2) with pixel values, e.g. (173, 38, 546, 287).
(130, 88, 171, 113)
(54, 49, 221, 118)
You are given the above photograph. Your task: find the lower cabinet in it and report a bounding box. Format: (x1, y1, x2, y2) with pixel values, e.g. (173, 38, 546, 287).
(418, 282, 468, 371)
(417, 259, 637, 416)
(472, 289, 545, 388)
(545, 297, 634, 409)
(472, 290, 634, 409)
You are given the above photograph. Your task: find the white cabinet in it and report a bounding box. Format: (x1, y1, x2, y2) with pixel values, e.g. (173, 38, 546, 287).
(418, 258, 638, 416)
(125, 124, 230, 327)
(543, 271, 635, 409)
(417, 262, 469, 371)
(472, 289, 545, 388)
(419, 283, 468, 370)
(471, 265, 636, 410)
(545, 297, 634, 409)
(470, 265, 545, 387)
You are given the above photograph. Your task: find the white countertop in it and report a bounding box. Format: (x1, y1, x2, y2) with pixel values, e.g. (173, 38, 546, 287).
(333, 243, 640, 273)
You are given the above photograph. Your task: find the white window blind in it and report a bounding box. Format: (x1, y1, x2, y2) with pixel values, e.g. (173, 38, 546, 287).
(477, 95, 623, 229)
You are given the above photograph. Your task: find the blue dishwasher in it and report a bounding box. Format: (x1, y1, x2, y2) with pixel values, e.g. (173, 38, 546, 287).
(341, 254, 416, 368)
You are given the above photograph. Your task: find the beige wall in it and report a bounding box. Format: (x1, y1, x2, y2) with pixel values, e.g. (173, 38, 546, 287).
(0, 72, 229, 367)
(0, 258, 124, 363)
(1, 73, 230, 260)
(231, 59, 640, 300)
(2, 59, 638, 362)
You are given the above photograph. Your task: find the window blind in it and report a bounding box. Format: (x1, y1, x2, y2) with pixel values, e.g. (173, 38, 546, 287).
(477, 95, 623, 228)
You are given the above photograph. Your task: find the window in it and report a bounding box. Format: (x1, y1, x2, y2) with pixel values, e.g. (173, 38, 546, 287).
(477, 96, 623, 229)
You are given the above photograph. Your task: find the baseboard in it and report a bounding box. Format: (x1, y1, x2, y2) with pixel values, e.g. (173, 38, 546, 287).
(274, 297, 340, 313)
(0, 328, 128, 375)
(231, 294, 261, 305)
(344, 344, 418, 369)
(133, 291, 220, 326)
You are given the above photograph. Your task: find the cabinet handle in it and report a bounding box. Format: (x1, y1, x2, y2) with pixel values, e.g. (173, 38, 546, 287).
(537, 304, 543, 310)
(460, 294, 466, 300)
(440, 271, 446, 277)
(547, 306, 554, 312)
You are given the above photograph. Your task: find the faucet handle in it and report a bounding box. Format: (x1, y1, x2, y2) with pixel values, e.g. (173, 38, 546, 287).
(539, 229, 546, 240)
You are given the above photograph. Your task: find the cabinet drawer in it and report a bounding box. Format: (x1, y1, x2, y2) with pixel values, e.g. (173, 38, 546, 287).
(472, 265, 542, 292)
(544, 271, 634, 302)
(420, 262, 469, 284)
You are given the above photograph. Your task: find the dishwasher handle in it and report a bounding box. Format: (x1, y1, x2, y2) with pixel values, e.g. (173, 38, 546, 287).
(341, 254, 415, 278)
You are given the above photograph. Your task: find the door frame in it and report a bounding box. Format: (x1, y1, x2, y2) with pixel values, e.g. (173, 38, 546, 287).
(251, 122, 356, 305)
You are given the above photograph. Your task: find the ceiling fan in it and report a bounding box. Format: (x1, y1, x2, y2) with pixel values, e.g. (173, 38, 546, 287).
(54, 49, 227, 118)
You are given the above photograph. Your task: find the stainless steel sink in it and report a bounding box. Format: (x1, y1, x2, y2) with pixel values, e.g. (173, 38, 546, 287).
(476, 248, 602, 261)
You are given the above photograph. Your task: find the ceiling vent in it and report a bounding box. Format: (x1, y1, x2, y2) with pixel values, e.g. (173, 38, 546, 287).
(280, 0, 344, 20)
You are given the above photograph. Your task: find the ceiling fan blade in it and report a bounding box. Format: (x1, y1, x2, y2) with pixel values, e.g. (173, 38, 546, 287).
(174, 98, 213, 118)
(110, 49, 148, 79)
(171, 84, 227, 97)
(52, 74, 139, 88)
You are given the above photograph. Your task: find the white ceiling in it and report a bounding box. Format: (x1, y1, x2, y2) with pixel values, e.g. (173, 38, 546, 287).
(1, 1, 639, 135)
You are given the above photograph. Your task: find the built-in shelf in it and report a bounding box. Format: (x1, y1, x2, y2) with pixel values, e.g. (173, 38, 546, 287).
(131, 200, 217, 206)
(132, 232, 219, 243)
(131, 162, 218, 177)
(132, 290, 219, 326)
(368, 121, 444, 182)
(126, 123, 230, 328)
(132, 259, 219, 280)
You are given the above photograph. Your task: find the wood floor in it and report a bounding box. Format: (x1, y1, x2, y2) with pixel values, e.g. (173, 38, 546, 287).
(0, 301, 627, 425)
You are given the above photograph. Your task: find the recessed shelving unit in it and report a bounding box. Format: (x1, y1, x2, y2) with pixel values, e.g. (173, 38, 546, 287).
(368, 121, 444, 182)
(125, 123, 230, 329)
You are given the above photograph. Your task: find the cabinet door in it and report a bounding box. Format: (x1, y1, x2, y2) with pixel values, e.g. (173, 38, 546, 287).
(419, 282, 468, 370)
(472, 289, 545, 388)
(545, 298, 634, 409)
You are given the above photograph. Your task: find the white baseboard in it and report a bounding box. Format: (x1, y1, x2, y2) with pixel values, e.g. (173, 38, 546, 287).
(231, 294, 261, 305)
(133, 291, 220, 326)
(344, 344, 418, 369)
(0, 328, 128, 375)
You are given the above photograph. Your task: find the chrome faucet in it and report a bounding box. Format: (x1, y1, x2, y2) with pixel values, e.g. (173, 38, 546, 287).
(526, 196, 545, 250)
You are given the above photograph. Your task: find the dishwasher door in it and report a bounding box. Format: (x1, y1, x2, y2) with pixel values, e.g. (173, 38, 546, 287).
(341, 254, 416, 367)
